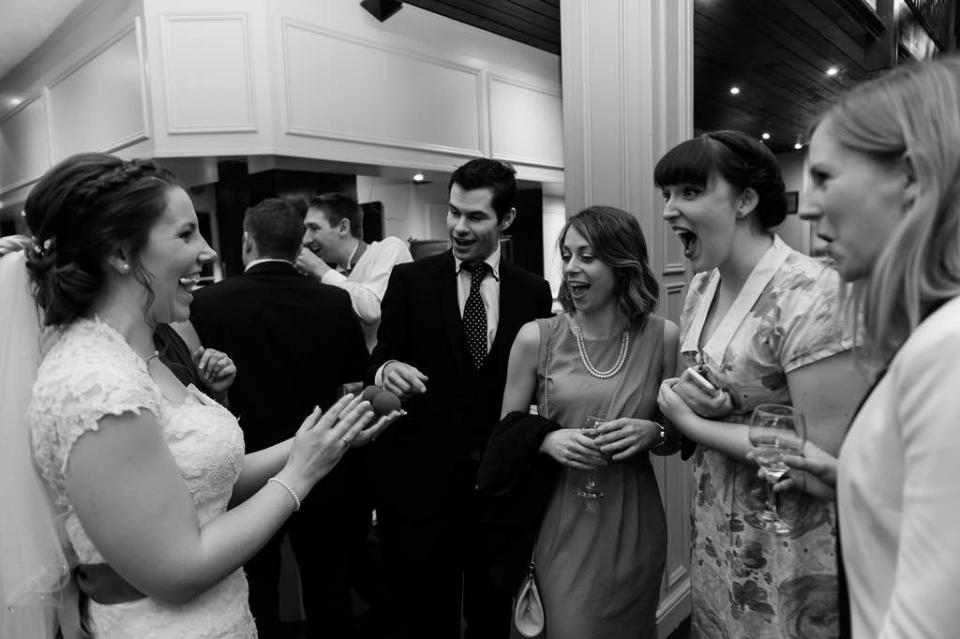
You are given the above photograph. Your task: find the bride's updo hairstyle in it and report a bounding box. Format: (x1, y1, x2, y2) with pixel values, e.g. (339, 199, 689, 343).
(24, 153, 179, 326)
(654, 130, 788, 230)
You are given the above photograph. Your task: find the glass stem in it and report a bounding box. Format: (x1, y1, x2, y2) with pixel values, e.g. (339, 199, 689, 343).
(766, 481, 777, 514)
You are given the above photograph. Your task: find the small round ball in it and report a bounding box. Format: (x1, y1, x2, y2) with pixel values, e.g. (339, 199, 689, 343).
(361, 385, 381, 403)
(372, 390, 401, 416)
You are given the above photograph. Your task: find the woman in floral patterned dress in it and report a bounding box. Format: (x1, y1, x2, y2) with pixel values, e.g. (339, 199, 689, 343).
(654, 131, 867, 638)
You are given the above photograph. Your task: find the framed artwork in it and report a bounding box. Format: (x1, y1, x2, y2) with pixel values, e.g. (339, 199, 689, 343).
(786, 191, 799, 215)
(897, 0, 947, 61)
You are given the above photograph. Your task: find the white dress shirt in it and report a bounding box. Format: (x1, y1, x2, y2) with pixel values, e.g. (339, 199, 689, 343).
(453, 245, 501, 353)
(321, 237, 412, 352)
(244, 258, 294, 271)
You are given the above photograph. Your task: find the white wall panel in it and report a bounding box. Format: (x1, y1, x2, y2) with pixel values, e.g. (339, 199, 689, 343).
(161, 14, 257, 133)
(0, 94, 51, 195)
(282, 20, 482, 157)
(774, 149, 811, 254)
(48, 24, 148, 159)
(488, 75, 562, 168)
(542, 193, 565, 297)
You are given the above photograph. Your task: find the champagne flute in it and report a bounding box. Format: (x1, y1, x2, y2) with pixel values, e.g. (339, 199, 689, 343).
(748, 404, 806, 535)
(576, 414, 606, 501)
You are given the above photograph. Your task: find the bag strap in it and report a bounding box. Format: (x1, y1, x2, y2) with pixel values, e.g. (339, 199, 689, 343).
(530, 316, 560, 569)
(538, 316, 558, 421)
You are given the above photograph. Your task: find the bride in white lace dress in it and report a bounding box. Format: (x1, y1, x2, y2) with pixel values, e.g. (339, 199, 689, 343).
(10, 153, 398, 638)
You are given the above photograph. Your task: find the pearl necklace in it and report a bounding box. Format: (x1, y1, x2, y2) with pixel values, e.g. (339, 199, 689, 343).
(574, 323, 630, 379)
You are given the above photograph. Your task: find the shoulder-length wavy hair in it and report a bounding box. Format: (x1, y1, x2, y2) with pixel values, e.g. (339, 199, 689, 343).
(557, 206, 659, 325)
(813, 56, 960, 364)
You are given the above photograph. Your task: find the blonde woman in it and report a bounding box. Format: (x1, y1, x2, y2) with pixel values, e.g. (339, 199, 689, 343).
(782, 56, 960, 637)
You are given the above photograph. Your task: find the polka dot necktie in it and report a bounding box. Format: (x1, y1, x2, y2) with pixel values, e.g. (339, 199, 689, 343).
(462, 261, 491, 369)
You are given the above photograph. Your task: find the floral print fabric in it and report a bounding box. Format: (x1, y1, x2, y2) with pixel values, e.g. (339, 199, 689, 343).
(680, 237, 852, 638)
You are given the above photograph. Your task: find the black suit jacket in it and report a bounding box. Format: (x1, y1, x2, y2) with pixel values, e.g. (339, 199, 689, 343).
(366, 250, 553, 519)
(190, 262, 368, 456)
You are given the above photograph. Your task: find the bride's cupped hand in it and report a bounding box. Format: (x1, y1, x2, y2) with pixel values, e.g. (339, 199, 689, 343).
(282, 394, 375, 494)
(596, 418, 660, 460)
(346, 408, 405, 448)
(540, 429, 608, 470)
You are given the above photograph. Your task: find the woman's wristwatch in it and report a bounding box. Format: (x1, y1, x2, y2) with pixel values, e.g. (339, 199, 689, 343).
(650, 421, 680, 455)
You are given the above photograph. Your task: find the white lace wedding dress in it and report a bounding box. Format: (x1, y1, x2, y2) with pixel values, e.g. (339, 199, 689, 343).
(29, 318, 258, 638)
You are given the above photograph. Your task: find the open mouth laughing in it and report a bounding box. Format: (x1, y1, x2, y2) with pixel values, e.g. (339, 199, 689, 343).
(567, 280, 589, 300)
(673, 226, 699, 259)
(178, 272, 201, 292)
(451, 236, 477, 255)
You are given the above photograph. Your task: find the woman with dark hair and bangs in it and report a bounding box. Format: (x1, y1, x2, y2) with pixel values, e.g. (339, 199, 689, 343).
(496, 206, 679, 638)
(653, 131, 866, 638)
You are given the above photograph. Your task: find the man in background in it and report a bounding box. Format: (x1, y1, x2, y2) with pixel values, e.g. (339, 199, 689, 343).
(367, 158, 554, 638)
(190, 197, 370, 638)
(298, 193, 412, 352)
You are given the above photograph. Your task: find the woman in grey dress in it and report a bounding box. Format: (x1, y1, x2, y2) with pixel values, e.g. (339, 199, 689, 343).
(500, 206, 679, 639)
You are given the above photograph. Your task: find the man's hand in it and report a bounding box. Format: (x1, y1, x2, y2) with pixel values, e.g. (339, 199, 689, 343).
(193, 347, 237, 395)
(296, 247, 332, 279)
(381, 361, 428, 400)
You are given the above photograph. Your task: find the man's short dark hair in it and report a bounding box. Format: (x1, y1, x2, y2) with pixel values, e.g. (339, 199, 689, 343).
(243, 197, 304, 261)
(448, 158, 517, 222)
(307, 193, 364, 240)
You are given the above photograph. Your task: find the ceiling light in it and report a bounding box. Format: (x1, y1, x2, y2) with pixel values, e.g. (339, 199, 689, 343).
(826, 66, 839, 77)
(729, 86, 740, 95)
(412, 173, 424, 182)
(794, 142, 803, 150)
(761, 132, 771, 140)
(8, 97, 22, 107)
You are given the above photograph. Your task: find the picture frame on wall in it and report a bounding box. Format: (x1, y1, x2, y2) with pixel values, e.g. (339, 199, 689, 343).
(786, 191, 799, 214)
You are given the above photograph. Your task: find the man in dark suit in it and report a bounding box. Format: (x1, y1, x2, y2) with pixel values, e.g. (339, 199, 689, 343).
(189, 198, 370, 638)
(367, 159, 554, 639)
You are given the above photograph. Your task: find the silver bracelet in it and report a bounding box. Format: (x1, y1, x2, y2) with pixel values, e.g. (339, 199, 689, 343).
(268, 476, 301, 512)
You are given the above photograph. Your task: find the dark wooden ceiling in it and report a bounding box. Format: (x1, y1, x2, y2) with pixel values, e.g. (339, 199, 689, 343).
(404, 0, 896, 154)
(405, 0, 561, 53)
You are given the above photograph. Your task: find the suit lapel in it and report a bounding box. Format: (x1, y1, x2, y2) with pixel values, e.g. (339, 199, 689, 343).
(489, 261, 518, 365)
(437, 252, 471, 377)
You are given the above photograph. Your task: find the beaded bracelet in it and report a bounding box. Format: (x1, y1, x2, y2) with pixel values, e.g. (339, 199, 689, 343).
(268, 477, 301, 512)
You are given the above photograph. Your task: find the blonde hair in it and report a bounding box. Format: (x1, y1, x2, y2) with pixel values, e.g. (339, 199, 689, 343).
(817, 56, 960, 364)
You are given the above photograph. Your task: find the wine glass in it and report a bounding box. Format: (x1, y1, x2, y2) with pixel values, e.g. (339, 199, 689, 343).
(577, 414, 606, 501)
(748, 404, 806, 535)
